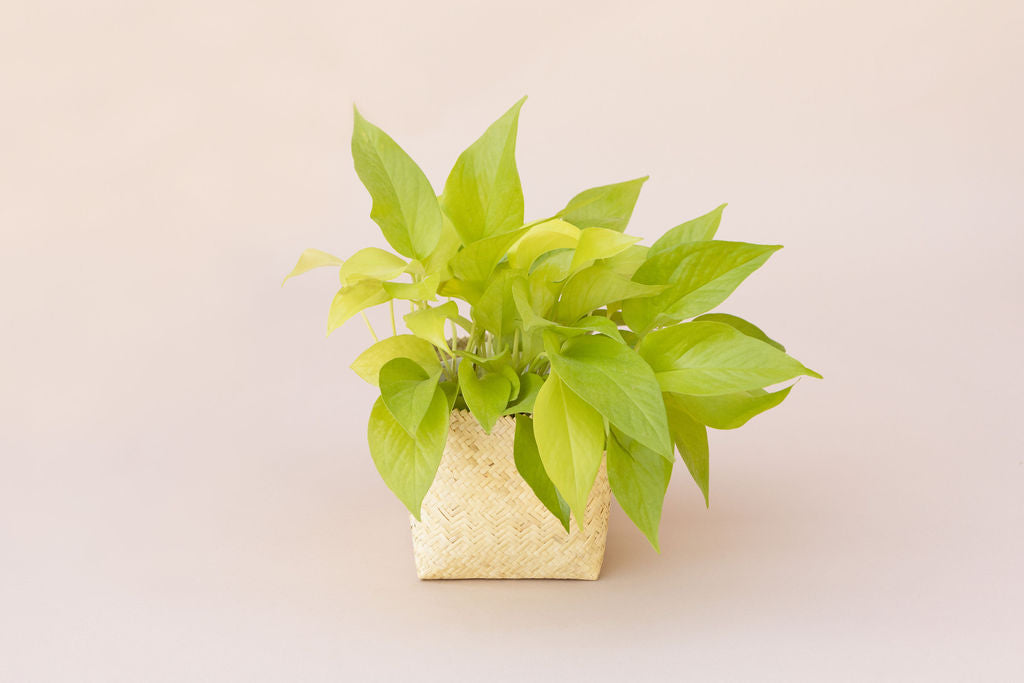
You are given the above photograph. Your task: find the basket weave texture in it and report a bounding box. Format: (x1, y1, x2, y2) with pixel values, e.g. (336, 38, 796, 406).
(411, 410, 611, 580)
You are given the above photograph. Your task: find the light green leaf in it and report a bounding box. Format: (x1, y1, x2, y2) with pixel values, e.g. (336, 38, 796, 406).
(367, 389, 449, 519)
(471, 269, 516, 339)
(282, 248, 343, 285)
(438, 278, 484, 306)
(350, 335, 441, 385)
(382, 273, 440, 301)
(440, 97, 526, 244)
(601, 244, 649, 278)
(557, 176, 648, 232)
(648, 204, 727, 256)
(379, 357, 440, 435)
(664, 393, 709, 505)
(693, 312, 785, 351)
(545, 334, 672, 459)
(453, 346, 511, 371)
(638, 321, 821, 395)
(569, 227, 641, 272)
(421, 212, 462, 277)
(503, 372, 544, 414)
(514, 415, 571, 532)
(554, 263, 667, 323)
(533, 372, 606, 530)
(507, 219, 580, 270)
(622, 241, 782, 334)
(607, 428, 673, 551)
(404, 301, 459, 352)
(672, 385, 793, 430)
(327, 280, 391, 335)
(458, 361, 512, 434)
(498, 365, 521, 402)
(338, 247, 408, 284)
(351, 108, 442, 259)
(450, 225, 531, 281)
(439, 380, 459, 411)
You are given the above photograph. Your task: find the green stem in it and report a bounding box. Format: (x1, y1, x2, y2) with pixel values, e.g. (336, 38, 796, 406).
(389, 300, 397, 336)
(360, 312, 378, 342)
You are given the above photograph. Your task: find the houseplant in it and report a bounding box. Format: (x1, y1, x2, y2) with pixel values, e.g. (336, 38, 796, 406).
(285, 97, 820, 579)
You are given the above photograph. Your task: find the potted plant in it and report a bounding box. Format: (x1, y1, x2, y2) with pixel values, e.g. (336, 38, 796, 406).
(285, 98, 820, 580)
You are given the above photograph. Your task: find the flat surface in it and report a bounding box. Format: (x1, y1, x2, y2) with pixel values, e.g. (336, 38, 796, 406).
(2, 1, 1022, 680)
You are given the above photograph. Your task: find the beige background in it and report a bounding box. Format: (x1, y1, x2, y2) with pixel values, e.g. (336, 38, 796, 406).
(2, 1, 1022, 680)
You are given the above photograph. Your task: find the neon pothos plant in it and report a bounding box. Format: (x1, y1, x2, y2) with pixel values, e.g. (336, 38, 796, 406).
(285, 97, 820, 550)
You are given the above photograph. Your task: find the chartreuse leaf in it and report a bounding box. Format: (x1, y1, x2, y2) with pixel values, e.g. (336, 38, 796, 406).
(339, 247, 408, 284)
(503, 373, 544, 414)
(450, 225, 531, 281)
(350, 335, 440, 385)
(421, 212, 461, 277)
(533, 372, 605, 530)
(507, 219, 580, 270)
(438, 278, 484, 307)
(440, 97, 526, 244)
(569, 228, 640, 272)
(664, 393, 709, 505)
(404, 301, 459, 352)
(382, 273, 440, 301)
(457, 361, 511, 433)
(514, 415, 571, 532)
(622, 241, 782, 334)
(557, 176, 648, 231)
(379, 358, 440, 436)
(545, 334, 672, 460)
(638, 321, 821, 395)
(693, 312, 785, 351)
(351, 108, 442, 259)
(648, 204, 727, 256)
(283, 249, 343, 285)
(498, 365, 520, 401)
(471, 269, 517, 339)
(673, 385, 793, 430)
(601, 244, 649, 278)
(367, 387, 449, 519)
(607, 428, 673, 551)
(327, 280, 391, 335)
(554, 263, 666, 323)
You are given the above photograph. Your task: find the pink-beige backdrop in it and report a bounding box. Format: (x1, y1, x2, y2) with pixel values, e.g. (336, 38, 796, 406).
(2, 1, 1022, 680)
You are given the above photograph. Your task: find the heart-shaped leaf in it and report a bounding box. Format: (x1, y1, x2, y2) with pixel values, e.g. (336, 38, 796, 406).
(514, 415, 571, 532)
(379, 357, 440, 436)
(457, 361, 512, 433)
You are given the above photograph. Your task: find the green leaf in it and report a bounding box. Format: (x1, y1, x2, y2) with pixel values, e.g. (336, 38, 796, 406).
(471, 269, 516, 339)
(503, 372, 544, 414)
(457, 361, 512, 434)
(449, 225, 531, 281)
(437, 278, 484, 307)
(672, 385, 793, 430)
(350, 334, 441, 385)
(601, 244, 649, 278)
(421, 212, 462, 277)
(607, 428, 673, 551)
(404, 301, 459, 352)
(439, 380, 459, 411)
(379, 358, 440, 435)
(692, 312, 785, 351)
(554, 263, 667, 323)
(533, 372, 606, 530)
(557, 176, 648, 231)
(338, 247, 408, 284)
(327, 280, 391, 335)
(638, 321, 821, 395)
(440, 97, 526, 244)
(282, 248, 343, 285)
(513, 415, 571, 532)
(545, 334, 672, 459)
(351, 108, 442, 259)
(664, 393, 709, 505)
(569, 227, 641, 272)
(367, 388, 449, 519)
(648, 204, 727, 256)
(382, 273, 440, 301)
(507, 219, 580, 270)
(622, 241, 782, 334)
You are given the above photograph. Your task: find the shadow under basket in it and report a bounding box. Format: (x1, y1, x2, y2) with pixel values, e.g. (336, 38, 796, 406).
(410, 410, 611, 580)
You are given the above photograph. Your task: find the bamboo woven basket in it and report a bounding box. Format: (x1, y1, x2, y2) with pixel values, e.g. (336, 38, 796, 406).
(410, 410, 611, 580)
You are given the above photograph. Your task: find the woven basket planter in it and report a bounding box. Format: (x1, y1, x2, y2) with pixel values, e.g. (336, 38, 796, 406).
(410, 410, 611, 580)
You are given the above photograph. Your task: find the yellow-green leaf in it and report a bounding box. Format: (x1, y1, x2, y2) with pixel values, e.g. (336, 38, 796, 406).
(672, 385, 793, 430)
(404, 301, 459, 352)
(664, 393, 709, 505)
(554, 263, 667, 323)
(352, 108, 442, 259)
(339, 247, 408, 284)
(533, 372, 605, 530)
(282, 248, 343, 285)
(557, 176, 648, 232)
(514, 415, 571, 532)
(569, 227, 640, 272)
(608, 428, 673, 550)
(382, 273, 440, 301)
(507, 219, 580, 270)
(693, 312, 785, 351)
(350, 335, 441, 385)
(327, 280, 390, 335)
(648, 204, 727, 256)
(379, 357, 440, 436)
(457, 362, 512, 434)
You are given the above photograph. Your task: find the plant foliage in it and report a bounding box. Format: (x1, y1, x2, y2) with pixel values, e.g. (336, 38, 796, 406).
(286, 98, 820, 548)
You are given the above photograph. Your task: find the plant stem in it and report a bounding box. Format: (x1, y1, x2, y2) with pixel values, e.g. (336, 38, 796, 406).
(360, 312, 378, 342)
(389, 300, 397, 336)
